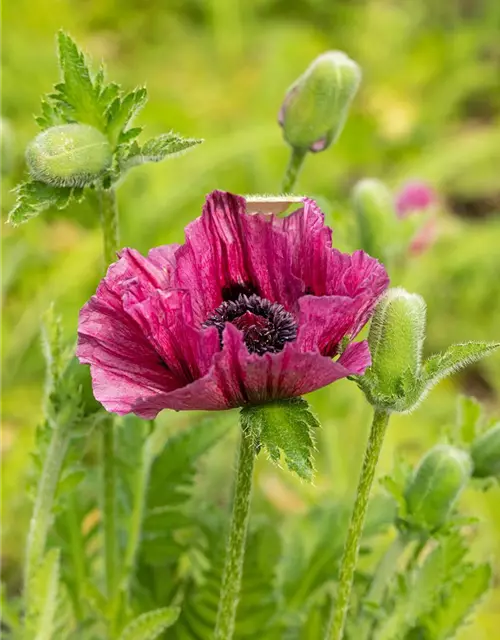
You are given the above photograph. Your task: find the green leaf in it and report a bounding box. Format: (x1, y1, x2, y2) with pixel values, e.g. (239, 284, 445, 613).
(423, 342, 500, 391)
(138, 416, 231, 566)
(374, 533, 468, 640)
(424, 563, 491, 639)
(119, 607, 180, 640)
(25, 549, 61, 640)
(118, 132, 202, 172)
(8, 180, 83, 226)
(55, 31, 103, 128)
(106, 87, 148, 144)
(457, 395, 482, 444)
(242, 398, 319, 481)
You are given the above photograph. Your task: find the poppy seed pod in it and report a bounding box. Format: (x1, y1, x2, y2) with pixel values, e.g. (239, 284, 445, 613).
(352, 178, 396, 262)
(368, 288, 426, 402)
(405, 445, 471, 530)
(278, 51, 361, 153)
(26, 124, 112, 187)
(471, 423, 500, 478)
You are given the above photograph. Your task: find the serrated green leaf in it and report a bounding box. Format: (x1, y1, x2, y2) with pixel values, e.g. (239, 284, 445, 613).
(119, 607, 180, 640)
(7, 180, 82, 226)
(423, 342, 500, 391)
(118, 132, 202, 172)
(106, 87, 148, 144)
(118, 126, 143, 144)
(374, 533, 468, 640)
(35, 99, 64, 129)
(424, 563, 491, 639)
(457, 395, 482, 444)
(25, 549, 61, 640)
(242, 398, 319, 481)
(55, 31, 103, 128)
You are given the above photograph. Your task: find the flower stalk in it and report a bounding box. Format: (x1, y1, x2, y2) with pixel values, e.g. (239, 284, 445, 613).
(214, 419, 257, 640)
(326, 408, 390, 640)
(97, 186, 120, 632)
(99, 187, 119, 266)
(281, 147, 307, 193)
(24, 424, 71, 606)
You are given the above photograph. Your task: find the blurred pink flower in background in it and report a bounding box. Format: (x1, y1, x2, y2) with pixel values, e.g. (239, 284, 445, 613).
(395, 180, 436, 219)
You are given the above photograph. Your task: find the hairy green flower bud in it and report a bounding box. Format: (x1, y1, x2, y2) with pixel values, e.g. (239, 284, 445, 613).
(405, 445, 471, 530)
(352, 178, 396, 262)
(279, 51, 361, 153)
(367, 288, 426, 405)
(26, 124, 112, 187)
(471, 423, 500, 478)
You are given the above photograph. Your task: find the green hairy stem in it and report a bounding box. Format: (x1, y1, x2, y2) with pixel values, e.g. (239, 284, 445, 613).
(214, 422, 257, 640)
(326, 408, 390, 640)
(99, 188, 119, 266)
(24, 425, 70, 606)
(98, 187, 120, 634)
(281, 147, 307, 193)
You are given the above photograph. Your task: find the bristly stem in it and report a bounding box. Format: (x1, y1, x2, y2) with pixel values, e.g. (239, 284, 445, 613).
(24, 424, 70, 606)
(99, 188, 119, 266)
(98, 187, 120, 635)
(214, 417, 257, 640)
(325, 408, 390, 640)
(281, 147, 307, 193)
(101, 420, 118, 609)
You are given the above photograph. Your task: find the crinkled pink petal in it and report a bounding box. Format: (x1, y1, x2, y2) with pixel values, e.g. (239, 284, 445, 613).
(173, 191, 303, 320)
(297, 295, 367, 355)
(123, 289, 220, 385)
(77, 295, 180, 416)
(130, 324, 372, 416)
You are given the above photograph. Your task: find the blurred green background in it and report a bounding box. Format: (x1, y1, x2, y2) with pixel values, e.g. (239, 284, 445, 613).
(2, 1, 500, 637)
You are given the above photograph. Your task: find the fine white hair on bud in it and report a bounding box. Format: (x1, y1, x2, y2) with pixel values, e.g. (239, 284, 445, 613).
(26, 124, 112, 188)
(279, 50, 361, 153)
(368, 287, 427, 398)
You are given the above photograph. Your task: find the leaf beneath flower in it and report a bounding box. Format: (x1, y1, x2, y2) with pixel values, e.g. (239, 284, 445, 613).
(242, 397, 319, 481)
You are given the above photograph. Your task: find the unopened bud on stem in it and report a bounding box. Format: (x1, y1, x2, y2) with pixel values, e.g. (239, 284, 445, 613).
(405, 445, 471, 530)
(26, 124, 112, 188)
(279, 51, 361, 153)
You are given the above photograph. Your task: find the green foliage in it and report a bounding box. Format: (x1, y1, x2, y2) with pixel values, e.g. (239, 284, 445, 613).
(373, 533, 469, 640)
(242, 398, 319, 481)
(24, 549, 74, 640)
(421, 563, 491, 640)
(117, 133, 202, 173)
(7, 181, 83, 226)
(423, 342, 500, 392)
(8, 30, 202, 225)
(119, 607, 180, 640)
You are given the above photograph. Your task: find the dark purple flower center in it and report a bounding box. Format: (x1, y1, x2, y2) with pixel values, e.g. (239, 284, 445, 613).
(204, 293, 298, 355)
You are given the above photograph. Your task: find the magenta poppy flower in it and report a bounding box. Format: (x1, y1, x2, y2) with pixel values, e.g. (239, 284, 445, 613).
(77, 191, 389, 418)
(395, 180, 436, 218)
